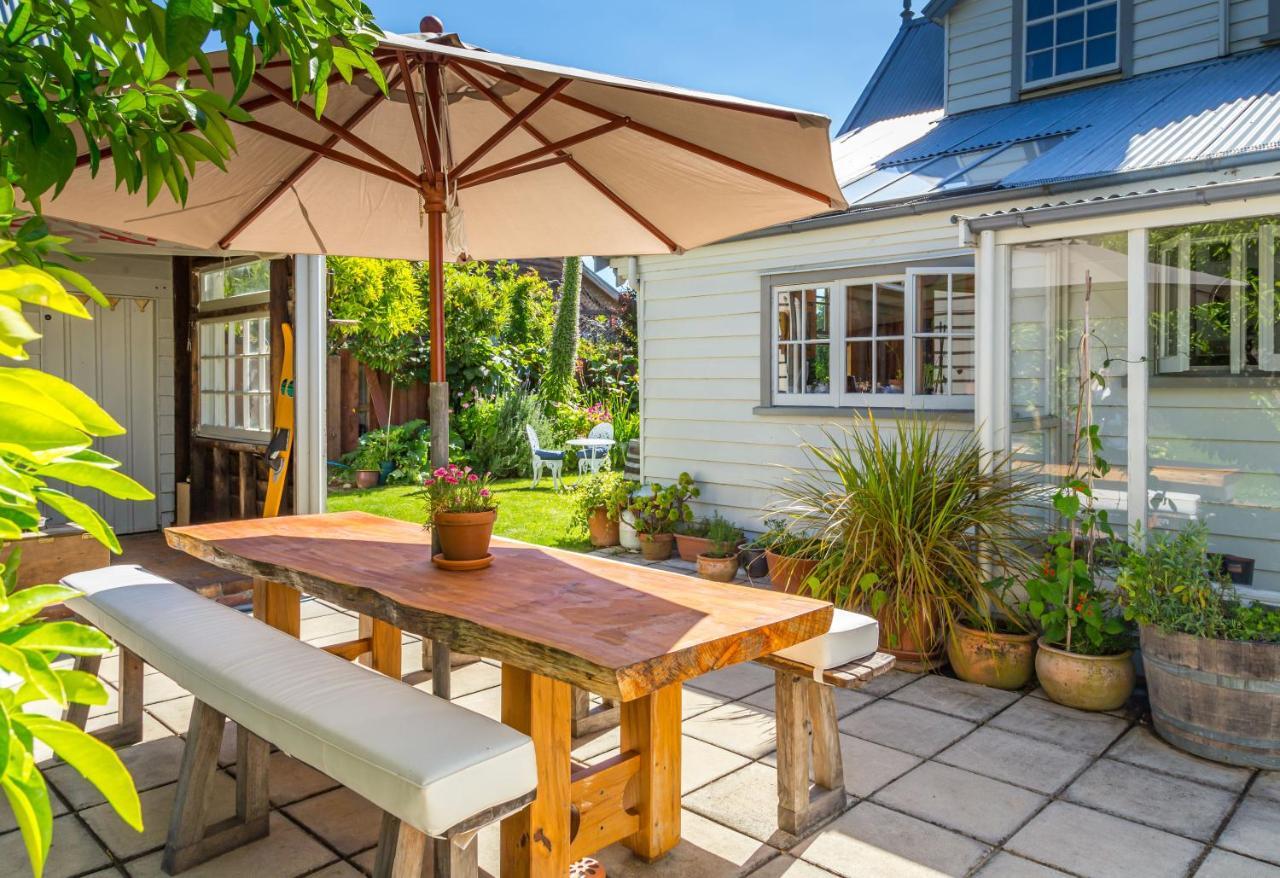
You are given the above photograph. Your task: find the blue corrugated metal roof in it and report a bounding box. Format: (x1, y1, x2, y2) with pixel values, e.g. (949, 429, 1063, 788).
(838, 16, 944, 136)
(839, 45, 1280, 209)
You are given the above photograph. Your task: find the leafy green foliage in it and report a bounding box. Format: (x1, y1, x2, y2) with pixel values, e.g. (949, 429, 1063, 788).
(328, 257, 426, 382)
(628, 473, 698, 535)
(1110, 523, 1280, 643)
(771, 415, 1040, 646)
(455, 391, 553, 479)
(340, 420, 432, 484)
(541, 256, 582, 406)
(704, 514, 743, 558)
(566, 471, 634, 533)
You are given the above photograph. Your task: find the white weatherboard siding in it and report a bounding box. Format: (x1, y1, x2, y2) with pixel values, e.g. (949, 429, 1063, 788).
(1230, 0, 1271, 51)
(946, 0, 1015, 114)
(1132, 0, 1223, 73)
(24, 254, 174, 533)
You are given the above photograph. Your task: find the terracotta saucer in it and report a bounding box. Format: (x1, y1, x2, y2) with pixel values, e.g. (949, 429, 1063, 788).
(430, 553, 494, 571)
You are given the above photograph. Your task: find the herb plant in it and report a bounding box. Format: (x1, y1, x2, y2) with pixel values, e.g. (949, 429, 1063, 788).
(567, 471, 634, 533)
(703, 514, 744, 559)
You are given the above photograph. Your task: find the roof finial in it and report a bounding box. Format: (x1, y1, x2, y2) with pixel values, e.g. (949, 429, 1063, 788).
(901, 0, 913, 24)
(419, 14, 444, 34)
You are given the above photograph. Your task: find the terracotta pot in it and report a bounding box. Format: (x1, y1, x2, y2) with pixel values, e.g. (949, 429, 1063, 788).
(764, 549, 817, 594)
(877, 603, 944, 665)
(696, 552, 739, 582)
(637, 532, 674, 562)
(947, 623, 1037, 690)
(1035, 637, 1135, 712)
(433, 510, 497, 562)
(354, 469, 379, 489)
(674, 533, 712, 563)
(587, 508, 620, 548)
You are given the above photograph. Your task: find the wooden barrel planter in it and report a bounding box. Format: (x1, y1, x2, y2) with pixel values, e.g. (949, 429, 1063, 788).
(1140, 624, 1280, 769)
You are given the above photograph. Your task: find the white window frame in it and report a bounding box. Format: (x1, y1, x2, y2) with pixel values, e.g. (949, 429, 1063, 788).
(768, 267, 976, 410)
(908, 267, 977, 411)
(1155, 224, 1280, 375)
(195, 257, 271, 313)
(1023, 0, 1121, 90)
(195, 311, 273, 443)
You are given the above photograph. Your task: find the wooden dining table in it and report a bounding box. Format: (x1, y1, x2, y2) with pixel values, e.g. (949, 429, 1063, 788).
(165, 511, 833, 877)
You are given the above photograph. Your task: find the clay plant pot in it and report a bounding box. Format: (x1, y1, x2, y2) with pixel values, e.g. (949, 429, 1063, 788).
(764, 549, 817, 595)
(674, 533, 712, 563)
(877, 603, 945, 669)
(587, 508, 620, 548)
(947, 624, 1038, 690)
(637, 532, 674, 562)
(696, 553, 739, 583)
(433, 510, 497, 562)
(1035, 637, 1135, 712)
(354, 469, 379, 489)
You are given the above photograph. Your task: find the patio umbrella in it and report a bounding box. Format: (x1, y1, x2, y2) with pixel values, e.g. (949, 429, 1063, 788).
(45, 17, 847, 467)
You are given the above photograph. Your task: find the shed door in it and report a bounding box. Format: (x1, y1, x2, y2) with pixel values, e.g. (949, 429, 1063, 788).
(30, 297, 159, 534)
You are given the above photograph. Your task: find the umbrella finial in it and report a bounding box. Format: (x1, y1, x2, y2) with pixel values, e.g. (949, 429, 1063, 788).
(420, 15, 445, 34)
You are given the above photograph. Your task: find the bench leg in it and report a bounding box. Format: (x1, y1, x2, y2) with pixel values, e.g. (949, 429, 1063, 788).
(435, 829, 479, 878)
(571, 687, 620, 737)
(66, 649, 144, 748)
(774, 670, 846, 838)
(163, 700, 270, 874)
(373, 814, 431, 878)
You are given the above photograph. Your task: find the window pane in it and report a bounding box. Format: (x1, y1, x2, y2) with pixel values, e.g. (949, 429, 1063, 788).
(1087, 3, 1116, 35)
(805, 288, 830, 340)
(917, 337, 976, 396)
(1027, 21, 1054, 51)
(917, 276, 950, 334)
(777, 344, 800, 394)
(846, 285, 874, 337)
(1188, 238, 1233, 369)
(777, 343, 831, 394)
(1028, 0, 1054, 19)
(807, 344, 831, 392)
(199, 259, 271, 304)
(1056, 41, 1084, 75)
(846, 341, 872, 394)
(1057, 11, 1084, 43)
(1026, 50, 1053, 82)
(1086, 34, 1116, 68)
(777, 291, 797, 341)
(952, 274, 976, 333)
(876, 282, 905, 336)
(1057, 0, 1084, 11)
(876, 339, 906, 393)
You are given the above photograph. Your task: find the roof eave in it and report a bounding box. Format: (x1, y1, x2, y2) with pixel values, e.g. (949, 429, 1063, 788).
(920, 0, 960, 23)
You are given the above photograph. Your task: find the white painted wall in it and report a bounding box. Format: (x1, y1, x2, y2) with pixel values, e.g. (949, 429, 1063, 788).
(945, 0, 1015, 114)
(1229, 0, 1271, 50)
(1132, 0, 1223, 73)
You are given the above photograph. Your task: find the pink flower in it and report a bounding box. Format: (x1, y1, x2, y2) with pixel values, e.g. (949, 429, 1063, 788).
(480, 488, 491, 498)
(434, 467, 447, 477)
(468, 473, 479, 482)
(445, 476, 459, 485)
(424, 477, 435, 486)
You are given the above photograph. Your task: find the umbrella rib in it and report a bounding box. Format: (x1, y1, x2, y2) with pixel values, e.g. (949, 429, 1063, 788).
(217, 66, 407, 250)
(453, 57, 839, 208)
(249, 74, 420, 188)
(456, 155, 572, 190)
(455, 118, 628, 189)
(397, 52, 434, 183)
(451, 76, 572, 178)
(236, 120, 418, 190)
(450, 63, 679, 252)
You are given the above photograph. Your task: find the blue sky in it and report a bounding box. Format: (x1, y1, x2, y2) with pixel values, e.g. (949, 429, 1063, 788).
(365, 1, 906, 130)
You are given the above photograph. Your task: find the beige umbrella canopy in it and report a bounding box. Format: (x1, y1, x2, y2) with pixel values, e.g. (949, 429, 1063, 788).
(47, 17, 846, 467)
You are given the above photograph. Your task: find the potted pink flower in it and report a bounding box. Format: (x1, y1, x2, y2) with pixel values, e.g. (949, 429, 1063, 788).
(422, 464, 498, 563)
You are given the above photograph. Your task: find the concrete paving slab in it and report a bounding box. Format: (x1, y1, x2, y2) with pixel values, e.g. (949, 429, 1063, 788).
(595, 809, 780, 878)
(888, 675, 1020, 722)
(761, 732, 922, 799)
(1108, 727, 1253, 792)
(872, 761, 1047, 843)
(839, 699, 976, 758)
(1195, 848, 1280, 877)
(1064, 758, 1237, 841)
(989, 696, 1128, 755)
(1218, 796, 1280, 865)
(936, 725, 1092, 794)
(684, 702, 778, 760)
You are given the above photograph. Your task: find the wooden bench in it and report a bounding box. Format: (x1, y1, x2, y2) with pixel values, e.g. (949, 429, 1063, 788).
(757, 609, 895, 838)
(62, 565, 537, 877)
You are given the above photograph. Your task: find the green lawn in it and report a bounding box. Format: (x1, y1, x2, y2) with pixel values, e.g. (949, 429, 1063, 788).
(327, 475, 592, 552)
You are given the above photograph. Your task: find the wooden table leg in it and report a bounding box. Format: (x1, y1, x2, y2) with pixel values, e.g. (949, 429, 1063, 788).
(370, 618, 402, 680)
(620, 682, 681, 863)
(252, 577, 300, 637)
(500, 665, 571, 878)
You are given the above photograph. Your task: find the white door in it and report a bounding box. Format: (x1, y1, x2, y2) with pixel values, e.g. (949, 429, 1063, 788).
(27, 297, 159, 534)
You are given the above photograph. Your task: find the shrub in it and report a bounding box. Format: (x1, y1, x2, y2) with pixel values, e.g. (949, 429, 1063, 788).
(340, 420, 432, 484)
(462, 391, 552, 479)
(567, 471, 634, 533)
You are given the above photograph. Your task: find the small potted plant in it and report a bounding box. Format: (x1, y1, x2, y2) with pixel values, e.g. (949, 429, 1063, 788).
(568, 471, 633, 548)
(947, 577, 1038, 691)
(739, 518, 784, 580)
(1113, 523, 1280, 767)
(628, 480, 693, 562)
(343, 441, 384, 489)
(764, 528, 821, 595)
(674, 518, 711, 562)
(696, 514, 743, 582)
(421, 464, 498, 567)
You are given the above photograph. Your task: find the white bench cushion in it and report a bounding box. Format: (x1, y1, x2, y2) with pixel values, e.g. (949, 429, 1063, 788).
(773, 608, 878, 670)
(64, 565, 536, 837)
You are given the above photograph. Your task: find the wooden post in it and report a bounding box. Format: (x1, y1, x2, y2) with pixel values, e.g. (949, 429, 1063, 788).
(339, 350, 360, 453)
(326, 354, 342, 461)
(236, 450, 256, 519)
(370, 618, 403, 680)
(500, 666, 572, 878)
(252, 576, 300, 637)
(620, 683, 681, 862)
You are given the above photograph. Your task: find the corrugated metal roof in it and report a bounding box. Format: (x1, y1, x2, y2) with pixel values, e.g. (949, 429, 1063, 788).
(838, 17, 944, 136)
(836, 45, 1280, 210)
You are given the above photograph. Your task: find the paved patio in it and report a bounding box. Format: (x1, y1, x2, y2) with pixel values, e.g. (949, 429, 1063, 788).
(13, 551, 1280, 878)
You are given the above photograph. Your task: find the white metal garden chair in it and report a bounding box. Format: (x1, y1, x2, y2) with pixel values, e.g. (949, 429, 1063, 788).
(577, 422, 614, 476)
(525, 424, 565, 490)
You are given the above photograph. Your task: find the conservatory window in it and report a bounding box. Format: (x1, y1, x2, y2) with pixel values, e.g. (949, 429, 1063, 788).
(769, 269, 975, 408)
(198, 258, 271, 310)
(1024, 0, 1119, 88)
(196, 313, 272, 441)
(1152, 218, 1280, 375)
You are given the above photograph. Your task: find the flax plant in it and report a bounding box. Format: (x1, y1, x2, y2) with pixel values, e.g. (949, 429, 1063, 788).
(771, 415, 1040, 650)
